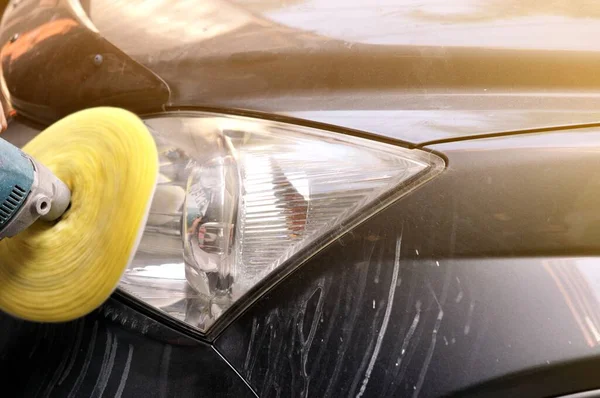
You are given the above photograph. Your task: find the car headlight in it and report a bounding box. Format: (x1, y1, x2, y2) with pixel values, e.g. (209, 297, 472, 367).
(118, 112, 444, 333)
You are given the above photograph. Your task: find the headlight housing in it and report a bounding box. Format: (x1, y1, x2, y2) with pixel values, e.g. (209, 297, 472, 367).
(118, 112, 444, 333)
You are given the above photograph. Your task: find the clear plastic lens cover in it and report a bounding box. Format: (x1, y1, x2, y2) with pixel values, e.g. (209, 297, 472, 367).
(118, 112, 444, 333)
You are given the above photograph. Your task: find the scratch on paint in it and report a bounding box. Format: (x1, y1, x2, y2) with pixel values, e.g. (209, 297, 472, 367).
(59, 319, 85, 385)
(413, 309, 443, 398)
(249, 233, 382, 397)
(33, 327, 58, 397)
(323, 245, 371, 398)
(381, 263, 422, 397)
(413, 271, 451, 398)
(348, 302, 385, 397)
(248, 315, 275, 382)
(308, 275, 344, 389)
(373, 251, 382, 284)
(68, 321, 99, 398)
(244, 317, 258, 376)
(115, 344, 134, 398)
(91, 330, 118, 398)
(28, 324, 43, 358)
(455, 277, 463, 303)
(287, 314, 299, 395)
(44, 321, 85, 397)
(400, 301, 422, 360)
(464, 301, 475, 336)
(356, 233, 402, 398)
(300, 284, 326, 397)
(259, 315, 288, 396)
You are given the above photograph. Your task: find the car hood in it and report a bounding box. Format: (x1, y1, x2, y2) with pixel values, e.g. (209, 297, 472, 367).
(2, 0, 600, 143)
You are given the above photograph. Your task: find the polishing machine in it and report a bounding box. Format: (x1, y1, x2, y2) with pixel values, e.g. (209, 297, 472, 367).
(0, 137, 71, 240)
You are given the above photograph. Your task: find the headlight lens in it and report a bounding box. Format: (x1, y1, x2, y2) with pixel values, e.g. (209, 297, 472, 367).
(118, 112, 444, 333)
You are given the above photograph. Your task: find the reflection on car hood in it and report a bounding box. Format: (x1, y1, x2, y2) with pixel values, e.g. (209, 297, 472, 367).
(3, 0, 600, 143)
(85, 0, 600, 142)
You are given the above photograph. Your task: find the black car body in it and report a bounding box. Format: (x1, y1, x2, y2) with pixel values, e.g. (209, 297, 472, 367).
(2, 1, 600, 397)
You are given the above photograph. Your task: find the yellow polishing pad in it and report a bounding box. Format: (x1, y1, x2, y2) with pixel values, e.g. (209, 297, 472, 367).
(0, 107, 158, 322)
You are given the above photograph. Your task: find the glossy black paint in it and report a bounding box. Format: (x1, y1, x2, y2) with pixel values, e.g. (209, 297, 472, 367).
(217, 250, 600, 397)
(4, 118, 600, 397)
(0, 297, 254, 397)
(215, 130, 600, 397)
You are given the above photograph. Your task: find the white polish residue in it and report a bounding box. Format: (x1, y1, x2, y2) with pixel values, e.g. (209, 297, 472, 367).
(356, 233, 402, 398)
(115, 345, 134, 398)
(464, 301, 475, 336)
(90, 330, 118, 398)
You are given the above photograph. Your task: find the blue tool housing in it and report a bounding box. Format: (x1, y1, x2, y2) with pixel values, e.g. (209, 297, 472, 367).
(0, 138, 33, 228)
